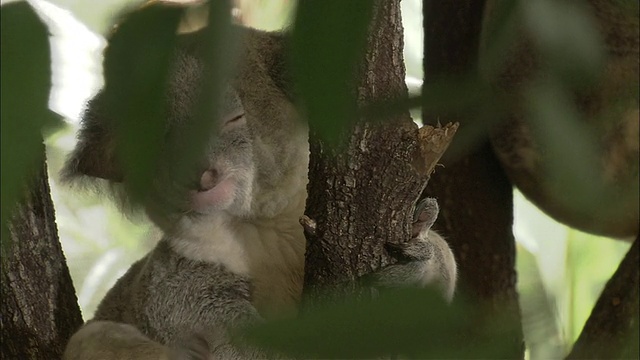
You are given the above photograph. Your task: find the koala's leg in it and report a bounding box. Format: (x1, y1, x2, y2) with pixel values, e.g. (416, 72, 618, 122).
(63, 320, 175, 360)
(372, 198, 458, 302)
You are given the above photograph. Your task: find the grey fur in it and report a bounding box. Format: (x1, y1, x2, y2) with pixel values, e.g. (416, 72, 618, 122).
(376, 198, 457, 303)
(62, 5, 457, 360)
(64, 241, 265, 360)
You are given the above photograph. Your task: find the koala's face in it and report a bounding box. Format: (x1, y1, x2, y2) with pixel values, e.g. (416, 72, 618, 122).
(189, 91, 255, 217)
(147, 82, 257, 228)
(146, 30, 307, 230)
(177, 86, 257, 219)
(64, 25, 309, 232)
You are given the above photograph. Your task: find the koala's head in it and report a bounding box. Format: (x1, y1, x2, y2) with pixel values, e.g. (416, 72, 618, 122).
(62, 21, 309, 232)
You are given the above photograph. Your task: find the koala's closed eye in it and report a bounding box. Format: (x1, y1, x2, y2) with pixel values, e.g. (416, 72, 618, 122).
(224, 112, 245, 127)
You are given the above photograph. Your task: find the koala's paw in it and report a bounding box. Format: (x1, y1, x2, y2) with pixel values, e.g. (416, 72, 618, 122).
(411, 197, 439, 238)
(169, 333, 211, 360)
(372, 197, 457, 302)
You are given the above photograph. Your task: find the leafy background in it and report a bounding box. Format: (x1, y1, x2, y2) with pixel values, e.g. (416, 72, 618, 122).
(4, 0, 631, 358)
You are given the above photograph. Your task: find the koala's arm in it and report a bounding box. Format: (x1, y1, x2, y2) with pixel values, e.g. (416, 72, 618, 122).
(64, 241, 267, 360)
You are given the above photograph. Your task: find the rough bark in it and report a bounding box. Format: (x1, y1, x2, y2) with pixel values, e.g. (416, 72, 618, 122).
(422, 0, 524, 358)
(1, 149, 83, 359)
(302, 0, 454, 300)
(566, 237, 640, 360)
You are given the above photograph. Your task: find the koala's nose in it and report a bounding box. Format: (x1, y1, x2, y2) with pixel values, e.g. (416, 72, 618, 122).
(198, 169, 219, 192)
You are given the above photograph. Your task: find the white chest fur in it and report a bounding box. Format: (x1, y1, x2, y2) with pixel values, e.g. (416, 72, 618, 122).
(170, 215, 252, 274)
(169, 192, 307, 319)
(234, 214, 306, 319)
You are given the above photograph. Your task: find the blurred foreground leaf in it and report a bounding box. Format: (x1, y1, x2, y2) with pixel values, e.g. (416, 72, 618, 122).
(291, 1, 374, 147)
(242, 288, 518, 359)
(479, 0, 520, 80)
(1, 2, 62, 254)
(173, 1, 238, 190)
(102, 1, 237, 211)
(517, 244, 564, 359)
(101, 3, 183, 204)
(522, 0, 605, 86)
(525, 78, 613, 223)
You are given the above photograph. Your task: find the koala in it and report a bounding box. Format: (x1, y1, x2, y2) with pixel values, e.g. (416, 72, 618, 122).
(61, 6, 457, 360)
(482, 0, 639, 238)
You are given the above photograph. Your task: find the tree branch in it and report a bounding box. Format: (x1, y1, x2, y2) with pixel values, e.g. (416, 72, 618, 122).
(422, 0, 525, 358)
(302, 0, 456, 303)
(1, 148, 83, 358)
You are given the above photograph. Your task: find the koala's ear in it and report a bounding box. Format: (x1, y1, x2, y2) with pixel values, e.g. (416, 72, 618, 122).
(61, 92, 124, 182)
(175, 24, 294, 99)
(263, 31, 293, 99)
(248, 29, 294, 99)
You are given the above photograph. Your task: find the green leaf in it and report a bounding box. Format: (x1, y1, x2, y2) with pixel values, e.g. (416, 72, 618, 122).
(1, 2, 62, 254)
(291, 0, 374, 148)
(524, 78, 607, 217)
(101, 1, 237, 215)
(478, 0, 520, 80)
(522, 0, 605, 86)
(517, 244, 564, 359)
(242, 288, 517, 359)
(171, 1, 238, 190)
(100, 3, 183, 205)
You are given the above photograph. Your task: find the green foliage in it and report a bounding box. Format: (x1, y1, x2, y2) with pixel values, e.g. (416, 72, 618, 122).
(242, 288, 517, 359)
(101, 3, 183, 204)
(291, 0, 373, 147)
(564, 229, 631, 343)
(1, 1, 63, 253)
(522, 0, 605, 86)
(96, 1, 241, 212)
(478, 0, 520, 80)
(419, 76, 506, 157)
(171, 1, 239, 198)
(524, 78, 604, 212)
(517, 244, 565, 359)
(519, 0, 607, 211)
(514, 192, 632, 358)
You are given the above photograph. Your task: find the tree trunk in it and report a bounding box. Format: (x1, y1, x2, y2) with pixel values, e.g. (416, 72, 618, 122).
(422, 0, 524, 358)
(1, 148, 83, 359)
(566, 237, 639, 360)
(302, 0, 443, 300)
